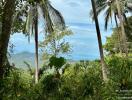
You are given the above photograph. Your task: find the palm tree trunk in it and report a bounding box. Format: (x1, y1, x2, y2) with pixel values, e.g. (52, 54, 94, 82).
(0, 0, 15, 79)
(34, 5, 39, 84)
(116, 0, 128, 57)
(91, 0, 108, 82)
(114, 14, 122, 54)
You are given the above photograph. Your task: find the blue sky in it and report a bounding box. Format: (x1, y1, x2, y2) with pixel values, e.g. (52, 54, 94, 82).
(50, 0, 91, 24)
(10, 0, 113, 60)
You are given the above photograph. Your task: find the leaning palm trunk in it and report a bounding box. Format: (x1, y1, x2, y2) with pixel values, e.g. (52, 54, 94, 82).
(116, 0, 128, 57)
(0, 0, 15, 78)
(91, 0, 108, 82)
(34, 4, 39, 84)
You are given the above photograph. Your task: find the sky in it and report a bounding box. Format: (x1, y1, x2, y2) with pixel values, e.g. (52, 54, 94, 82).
(10, 0, 113, 60)
(50, 0, 91, 24)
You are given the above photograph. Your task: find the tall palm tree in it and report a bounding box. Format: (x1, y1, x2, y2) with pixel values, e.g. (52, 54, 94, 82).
(90, 0, 131, 30)
(116, 0, 128, 56)
(24, 0, 65, 83)
(0, 0, 16, 78)
(90, 0, 131, 55)
(91, 0, 108, 82)
(90, 0, 121, 53)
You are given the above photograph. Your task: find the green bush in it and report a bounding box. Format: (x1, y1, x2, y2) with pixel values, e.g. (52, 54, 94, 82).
(59, 61, 117, 100)
(0, 69, 31, 100)
(106, 56, 132, 89)
(2, 57, 131, 100)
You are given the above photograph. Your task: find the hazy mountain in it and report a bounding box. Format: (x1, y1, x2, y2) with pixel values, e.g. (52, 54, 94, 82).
(9, 52, 43, 69)
(8, 52, 78, 69)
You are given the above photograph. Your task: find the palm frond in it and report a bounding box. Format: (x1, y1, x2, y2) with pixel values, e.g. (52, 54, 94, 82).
(90, 0, 107, 20)
(24, 5, 36, 42)
(40, 0, 65, 33)
(104, 7, 111, 30)
(114, 13, 119, 28)
(40, 2, 54, 33)
(126, 2, 132, 12)
(123, 13, 128, 24)
(47, 3, 65, 30)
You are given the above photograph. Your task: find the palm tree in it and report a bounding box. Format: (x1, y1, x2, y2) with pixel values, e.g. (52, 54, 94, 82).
(91, 0, 108, 82)
(116, 0, 128, 56)
(90, 0, 121, 54)
(24, 0, 65, 83)
(90, 0, 131, 55)
(90, 0, 131, 30)
(0, 0, 16, 78)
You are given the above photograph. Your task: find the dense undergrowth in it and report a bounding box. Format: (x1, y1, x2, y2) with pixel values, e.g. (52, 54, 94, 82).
(0, 56, 132, 100)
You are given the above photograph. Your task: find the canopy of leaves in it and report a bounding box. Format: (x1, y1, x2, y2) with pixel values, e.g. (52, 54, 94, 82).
(90, 0, 132, 30)
(48, 56, 66, 70)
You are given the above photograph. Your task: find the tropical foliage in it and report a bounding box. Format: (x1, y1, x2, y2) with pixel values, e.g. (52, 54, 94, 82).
(0, 0, 132, 99)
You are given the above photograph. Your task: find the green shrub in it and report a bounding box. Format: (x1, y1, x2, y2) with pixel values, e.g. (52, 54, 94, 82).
(106, 56, 132, 89)
(0, 69, 31, 100)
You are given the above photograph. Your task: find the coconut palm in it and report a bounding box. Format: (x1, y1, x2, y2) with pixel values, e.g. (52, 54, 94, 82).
(115, 0, 128, 56)
(23, 0, 65, 83)
(91, 0, 108, 82)
(90, 0, 132, 55)
(90, 0, 132, 30)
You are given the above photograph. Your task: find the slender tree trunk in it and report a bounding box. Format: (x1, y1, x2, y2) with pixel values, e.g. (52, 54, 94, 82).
(91, 0, 108, 82)
(0, 0, 15, 79)
(34, 4, 39, 84)
(114, 14, 122, 54)
(116, 0, 128, 57)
